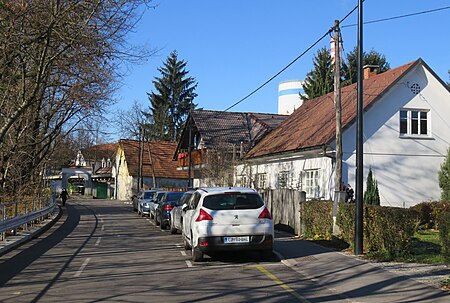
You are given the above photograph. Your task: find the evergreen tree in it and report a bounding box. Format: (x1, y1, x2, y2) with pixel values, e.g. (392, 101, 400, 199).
(301, 47, 334, 101)
(146, 50, 197, 141)
(364, 168, 381, 205)
(439, 148, 450, 201)
(342, 47, 390, 86)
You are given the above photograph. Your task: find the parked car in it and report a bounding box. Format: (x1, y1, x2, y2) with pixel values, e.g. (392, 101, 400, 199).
(170, 190, 195, 234)
(155, 191, 185, 229)
(182, 187, 274, 262)
(149, 190, 167, 220)
(137, 190, 158, 217)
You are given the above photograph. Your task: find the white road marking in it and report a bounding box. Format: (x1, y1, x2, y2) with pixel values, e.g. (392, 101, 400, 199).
(175, 243, 182, 248)
(185, 260, 193, 268)
(74, 258, 91, 277)
(95, 237, 101, 246)
(100, 218, 104, 223)
(180, 251, 187, 256)
(101, 225, 105, 231)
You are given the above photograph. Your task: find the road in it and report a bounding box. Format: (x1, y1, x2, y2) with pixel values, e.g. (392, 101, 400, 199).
(0, 198, 344, 303)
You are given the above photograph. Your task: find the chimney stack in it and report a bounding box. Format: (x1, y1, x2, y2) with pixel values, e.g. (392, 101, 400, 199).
(363, 65, 380, 80)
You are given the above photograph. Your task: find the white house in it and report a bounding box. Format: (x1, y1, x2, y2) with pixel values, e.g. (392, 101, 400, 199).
(237, 59, 450, 208)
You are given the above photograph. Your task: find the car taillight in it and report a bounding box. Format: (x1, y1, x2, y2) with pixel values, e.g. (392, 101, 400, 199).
(195, 208, 213, 222)
(258, 207, 272, 219)
(164, 204, 173, 211)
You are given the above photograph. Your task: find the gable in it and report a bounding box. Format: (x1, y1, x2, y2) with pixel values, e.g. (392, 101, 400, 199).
(246, 60, 420, 158)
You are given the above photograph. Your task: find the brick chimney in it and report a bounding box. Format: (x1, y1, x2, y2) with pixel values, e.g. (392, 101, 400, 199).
(363, 65, 380, 79)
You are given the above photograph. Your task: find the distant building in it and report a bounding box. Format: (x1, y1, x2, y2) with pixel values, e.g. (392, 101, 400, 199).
(278, 80, 304, 115)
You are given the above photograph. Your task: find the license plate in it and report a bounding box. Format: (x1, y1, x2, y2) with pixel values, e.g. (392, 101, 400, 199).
(223, 236, 250, 244)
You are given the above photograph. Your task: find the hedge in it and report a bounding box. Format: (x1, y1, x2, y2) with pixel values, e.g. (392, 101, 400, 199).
(300, 200, 333, 239)
(438, 211, 450, 264)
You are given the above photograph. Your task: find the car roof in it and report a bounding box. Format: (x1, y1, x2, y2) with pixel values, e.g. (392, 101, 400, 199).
(196, 187, 257, 194)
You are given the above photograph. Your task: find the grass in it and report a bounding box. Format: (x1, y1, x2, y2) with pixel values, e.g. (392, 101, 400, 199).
(308, 230, 446, 264)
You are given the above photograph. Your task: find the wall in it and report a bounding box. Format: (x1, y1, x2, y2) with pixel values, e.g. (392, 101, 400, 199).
(341, 64, 450, 207)
(236, 154, 334, 200)
(259, 189, 306, 235)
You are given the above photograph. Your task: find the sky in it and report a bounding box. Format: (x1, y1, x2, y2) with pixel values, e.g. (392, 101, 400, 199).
(113, 0, 450, 121)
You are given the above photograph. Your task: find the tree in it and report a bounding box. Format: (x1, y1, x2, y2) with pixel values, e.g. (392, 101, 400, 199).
(364, 168, 380, 205)
(301, 47, 334, 101)
(439, 148, 450, 201)
(0, 0, 154, 195)
(342, 47, 390, 86)
(146, 50, 197, 141)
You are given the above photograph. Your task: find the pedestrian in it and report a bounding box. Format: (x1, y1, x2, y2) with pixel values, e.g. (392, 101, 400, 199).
(346, 184, 354, 203)
(60, 188, 69, 206)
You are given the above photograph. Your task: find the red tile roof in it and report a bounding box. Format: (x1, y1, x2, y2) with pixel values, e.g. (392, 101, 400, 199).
(82, 143, 117, 161)
(246, 59, 419, 158)
(119, 139, 188, 179)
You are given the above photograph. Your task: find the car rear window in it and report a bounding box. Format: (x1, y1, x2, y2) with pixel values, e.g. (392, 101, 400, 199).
(202, 193, 264, 210)
(143, 192, 154, 199)
(166, 192, 184, 202)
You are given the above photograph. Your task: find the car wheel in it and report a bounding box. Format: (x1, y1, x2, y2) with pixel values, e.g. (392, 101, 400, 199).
(155, 215, 160, 226)
(170, 224, 177, 234)
(192, 245, 203, 262)
(182, 230, 191, 250)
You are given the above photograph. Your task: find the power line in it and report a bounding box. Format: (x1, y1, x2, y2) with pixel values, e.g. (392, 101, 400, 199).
(342, 6, 450, 28)
(223, 4, 359, 112)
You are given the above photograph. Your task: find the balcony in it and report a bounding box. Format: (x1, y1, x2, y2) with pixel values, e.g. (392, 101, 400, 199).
(177, 149, 206, 169)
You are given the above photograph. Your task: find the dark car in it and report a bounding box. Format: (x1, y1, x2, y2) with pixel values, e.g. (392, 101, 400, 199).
(149, 190, 167, 220)
(170, 190, 195, 234)
(155, 191, 185, 230)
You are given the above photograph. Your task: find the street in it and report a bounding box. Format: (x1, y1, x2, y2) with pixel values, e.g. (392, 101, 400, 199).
(0, 198, 341, 303)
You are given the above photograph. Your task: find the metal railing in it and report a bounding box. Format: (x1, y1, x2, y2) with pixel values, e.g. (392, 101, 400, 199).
(0, 194, 57, 242)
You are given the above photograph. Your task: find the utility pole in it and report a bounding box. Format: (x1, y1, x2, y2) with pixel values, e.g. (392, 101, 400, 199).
(355, 0, 364, 255)
(187, 115, 192, 188)
(333, 20, 344, 234)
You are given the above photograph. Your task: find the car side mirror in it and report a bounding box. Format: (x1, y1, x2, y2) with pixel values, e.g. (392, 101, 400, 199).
(182, 203, 189, 211)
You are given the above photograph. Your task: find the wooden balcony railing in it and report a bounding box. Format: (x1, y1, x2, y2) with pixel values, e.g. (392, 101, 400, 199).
(177, 149, 206, 168)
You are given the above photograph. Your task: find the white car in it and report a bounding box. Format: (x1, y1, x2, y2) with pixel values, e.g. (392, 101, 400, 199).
(182, 187, 274, 262)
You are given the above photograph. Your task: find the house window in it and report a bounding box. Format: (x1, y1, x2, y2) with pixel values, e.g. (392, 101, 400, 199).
(277, 171, 290, 188)
(400, 109, 428, 136)
(304, 169, 320, 198)
(255, 173, 267, 189)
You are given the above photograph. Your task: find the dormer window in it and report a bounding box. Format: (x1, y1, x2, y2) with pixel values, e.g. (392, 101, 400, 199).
(400, 109, 429, 137)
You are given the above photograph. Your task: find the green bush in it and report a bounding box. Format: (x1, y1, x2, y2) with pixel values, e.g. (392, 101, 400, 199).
(336, 203, 418, 258)
(439, 148, 450, 200)
(411, 201, 450, 229)
(300, 200, 333, 239)
(336, 203, 355, 247)
(438, 211, 450, 264)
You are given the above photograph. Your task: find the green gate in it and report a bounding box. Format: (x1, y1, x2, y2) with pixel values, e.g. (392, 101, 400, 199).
(96, 183, 108, 199)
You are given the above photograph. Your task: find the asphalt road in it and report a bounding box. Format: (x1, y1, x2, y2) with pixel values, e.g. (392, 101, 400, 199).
(0, 198, 347, 303)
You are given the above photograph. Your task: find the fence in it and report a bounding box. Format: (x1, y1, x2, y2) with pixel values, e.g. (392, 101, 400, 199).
(0, 194, 57, 242)
(260, 189, 306, 236)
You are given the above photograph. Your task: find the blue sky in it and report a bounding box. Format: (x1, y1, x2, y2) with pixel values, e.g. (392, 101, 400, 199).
(114, 0, 450, 116)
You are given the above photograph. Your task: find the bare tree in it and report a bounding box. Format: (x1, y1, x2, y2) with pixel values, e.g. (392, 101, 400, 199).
(0, 0, 155, 195)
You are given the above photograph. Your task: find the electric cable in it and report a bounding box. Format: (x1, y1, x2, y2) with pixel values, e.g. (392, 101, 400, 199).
(342, 6, 450, 28)
(223, 4, 360, 112)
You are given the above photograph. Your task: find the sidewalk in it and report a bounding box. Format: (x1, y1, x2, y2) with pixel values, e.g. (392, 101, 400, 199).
(274, 232, 450, 303)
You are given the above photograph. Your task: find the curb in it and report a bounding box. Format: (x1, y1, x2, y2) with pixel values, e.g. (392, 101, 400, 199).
(0, 205, 62, 257)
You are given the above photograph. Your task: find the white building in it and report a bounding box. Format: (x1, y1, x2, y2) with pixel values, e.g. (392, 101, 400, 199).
(237, 59, 450, 207)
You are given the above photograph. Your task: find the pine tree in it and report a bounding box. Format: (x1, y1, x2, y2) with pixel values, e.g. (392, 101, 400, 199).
(146, 50, 197, 141)
(342, 47, 390, 86)
(439, 148, 450, 201)
(301, 47, 334, 101)
(364, 168, 380, 205)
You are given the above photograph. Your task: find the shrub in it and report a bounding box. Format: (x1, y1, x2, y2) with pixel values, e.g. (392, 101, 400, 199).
(438, 211, 450, 264)
(300, 200, 333, 239)
(439, 148, 450, 200)
(336, 203, 418, 258)
(412, 201, 450, 229)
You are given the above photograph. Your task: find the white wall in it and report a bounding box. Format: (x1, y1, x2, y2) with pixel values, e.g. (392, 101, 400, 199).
(341, 64, 450, 207)
(235, 154, 334, 200)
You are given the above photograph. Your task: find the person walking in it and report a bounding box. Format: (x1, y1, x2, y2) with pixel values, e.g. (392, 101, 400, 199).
(60, 188, 69, 206)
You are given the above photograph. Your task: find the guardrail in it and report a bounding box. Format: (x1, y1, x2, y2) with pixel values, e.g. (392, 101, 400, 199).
(0, 194, 57, 242)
